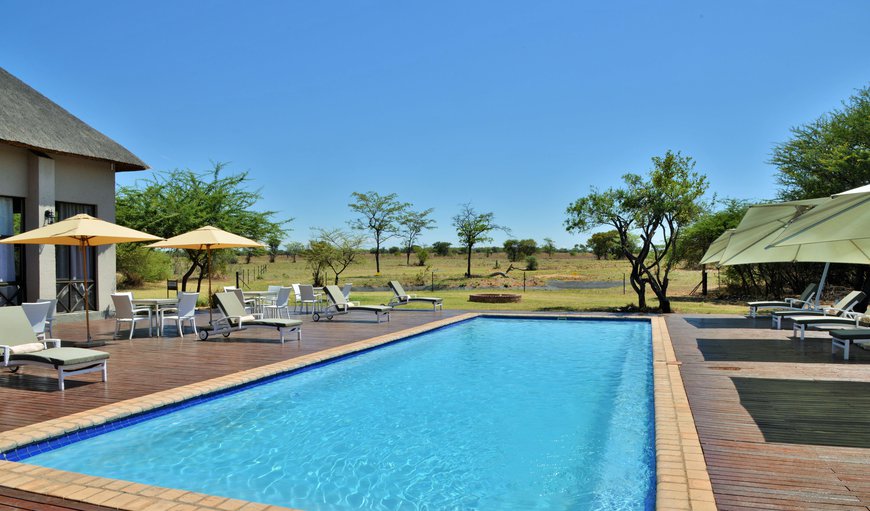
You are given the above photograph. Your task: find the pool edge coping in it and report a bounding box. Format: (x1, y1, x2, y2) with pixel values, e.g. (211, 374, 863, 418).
(0, 312, 715, 511)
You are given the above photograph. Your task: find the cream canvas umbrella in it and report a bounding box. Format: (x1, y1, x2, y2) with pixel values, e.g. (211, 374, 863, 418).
(0, 214, 162, 343)
(700, 229, 735, 265)
(147, 226, 264, 324)
(716, 195, 870, 306)
(768, 184, 870, 254)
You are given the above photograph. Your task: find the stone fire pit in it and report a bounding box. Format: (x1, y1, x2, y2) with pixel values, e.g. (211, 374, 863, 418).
(468, 293, 522, 303)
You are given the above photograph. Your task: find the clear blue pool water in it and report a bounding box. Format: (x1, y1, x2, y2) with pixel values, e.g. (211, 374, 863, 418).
(24, 317, 654, 510)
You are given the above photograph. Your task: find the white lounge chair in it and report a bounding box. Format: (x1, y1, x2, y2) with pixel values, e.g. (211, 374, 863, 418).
(387, 281, 443, 310)
(203, 292, 302, 344)
(770, 290, 865, 330)
(747, 283, 816, 318)
(0, 306, 108, 391)
(314, 285, 392, 323)
(830, 328, 870, 360)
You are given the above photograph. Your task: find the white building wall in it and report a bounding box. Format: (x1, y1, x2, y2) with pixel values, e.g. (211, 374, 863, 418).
(0, 141, 120, 313)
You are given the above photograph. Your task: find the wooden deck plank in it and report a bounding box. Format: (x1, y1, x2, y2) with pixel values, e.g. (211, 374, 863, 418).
(667, 314, 870, 510)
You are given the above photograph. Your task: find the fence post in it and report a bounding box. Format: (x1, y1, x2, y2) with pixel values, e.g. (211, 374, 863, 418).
(702, 269, 708, 296)
(236, 271, 240, 288)
(623, 273, 626, 294)
(523, 272, 526, 293)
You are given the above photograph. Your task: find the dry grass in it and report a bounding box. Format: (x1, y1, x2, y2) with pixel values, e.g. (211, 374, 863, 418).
(123, 251, 743, 314)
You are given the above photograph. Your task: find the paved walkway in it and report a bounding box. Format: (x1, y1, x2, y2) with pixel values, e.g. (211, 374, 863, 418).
(666, 314, 870, 511)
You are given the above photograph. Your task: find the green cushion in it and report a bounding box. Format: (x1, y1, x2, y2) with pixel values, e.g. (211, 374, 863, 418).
(11, 347, 109, 366)
(247, 319, 302, 328)
(831, 329, 870, 341)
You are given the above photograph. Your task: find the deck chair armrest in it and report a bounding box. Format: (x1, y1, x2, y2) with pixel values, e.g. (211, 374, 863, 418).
(787, 298, 812, 308)
(0, 346, 10, 365)
(44, 338, 62, 348)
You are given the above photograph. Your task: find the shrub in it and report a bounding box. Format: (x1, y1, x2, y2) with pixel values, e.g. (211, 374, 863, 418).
(525, 255, 538, 271)
(415, 247, 430, 266)
(116, 244, 172, 287)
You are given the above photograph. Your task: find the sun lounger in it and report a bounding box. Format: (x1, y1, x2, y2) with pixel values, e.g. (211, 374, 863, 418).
(202, 292, 302, 344)
(747, 283, 816, 318)
(790, 312, 863, 341)
(770, 290, 865, 329)
(0, 307, 108, 391)
(314, 285, 392, 323)
(829, 328, 870, 360)
(387, 281, 443, 310)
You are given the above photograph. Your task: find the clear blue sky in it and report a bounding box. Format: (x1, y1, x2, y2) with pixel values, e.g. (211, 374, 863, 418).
(2, 1, 869, 248)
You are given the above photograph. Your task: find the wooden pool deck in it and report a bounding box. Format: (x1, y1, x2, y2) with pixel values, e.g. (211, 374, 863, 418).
(2, 311, 868, 510)
(666, 314, 870, 511)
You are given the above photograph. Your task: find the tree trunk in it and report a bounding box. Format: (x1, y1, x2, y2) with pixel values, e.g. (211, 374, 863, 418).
(292, 254, 297, 263)
(406, 246, 412, 266)
(180, 250, 203, 292)
(375, 244, 381, 273)
(465, 245, 473, 277)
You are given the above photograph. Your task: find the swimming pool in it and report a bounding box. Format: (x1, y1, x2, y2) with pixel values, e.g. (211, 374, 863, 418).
(21, 317, 655, 510)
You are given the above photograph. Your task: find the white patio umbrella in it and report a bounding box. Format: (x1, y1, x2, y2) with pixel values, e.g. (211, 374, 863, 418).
(0, 214, 162, 343)
(147, 226, 264, 324)
(700, 229, 735, 265)
(714, 197, 870, 306)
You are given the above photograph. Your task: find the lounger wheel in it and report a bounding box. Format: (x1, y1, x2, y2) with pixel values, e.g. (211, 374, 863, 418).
(313, 313, 321, 322)
(8, 366, 19, 373)
(326, 313, 334, 321)
(198, 330, 209, 340)
(222, 331, 231, 337)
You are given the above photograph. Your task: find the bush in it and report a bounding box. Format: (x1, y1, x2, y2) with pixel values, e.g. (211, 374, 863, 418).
(415, 247, 430, 266)
(117, 244, 172, 287)
(525, 255, 538, 270)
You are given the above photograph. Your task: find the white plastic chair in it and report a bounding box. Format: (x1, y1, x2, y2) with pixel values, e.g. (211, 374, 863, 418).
(111, 293, 152, 339)
(160, 292, 199, 337)
(21, 301, 52, 340)
(291, 284, 302, 313)
(263, 287, 292, 318)
(37, 298, 58, 338)
(299, 285, 321, 313)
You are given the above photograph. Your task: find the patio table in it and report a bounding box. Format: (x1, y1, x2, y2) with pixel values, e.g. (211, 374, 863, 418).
(132, 298, 179, 336)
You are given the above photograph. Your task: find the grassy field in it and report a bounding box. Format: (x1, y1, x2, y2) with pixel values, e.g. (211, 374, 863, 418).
(123, 251, 744, 314)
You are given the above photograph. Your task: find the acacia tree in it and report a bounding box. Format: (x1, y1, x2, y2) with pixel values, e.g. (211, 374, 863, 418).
(348, 191, 408, 273)
(116, 163, 289, 292)
(397, 208, 436, 265)
(313, 228, 366, 285)
(542, 238, 556, 258)
(453, 203, 510, 277)
(565, 151, 708, 312)
(284, 241, 305, 262)
(774, 85, 870, 201)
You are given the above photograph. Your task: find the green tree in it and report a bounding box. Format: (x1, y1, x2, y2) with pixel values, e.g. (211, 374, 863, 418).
(348, 191, 408, 274)
(517, 239, 537, 259)
(432, 241, 451, 256)
(565, 150, 708, 312)
(313, 228, 367, 285)
(453, 203, 510, 277)
(588, 230, 621, 260)
(397, 208, 436, 266)
(266, 233, 282, 263)
(774, 85, 870, 200)
(116, 163, 289, 292)
(305, 240, 330, 287)
(677, 198, 749, 267)
(503, 239, 520, 261)
(542, 238, 556, 257)
(284, 241, 305, 262)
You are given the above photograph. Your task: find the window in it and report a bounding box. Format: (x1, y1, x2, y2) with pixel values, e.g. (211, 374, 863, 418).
(55, 202, 96, 312)
(0, 196, 24, 306)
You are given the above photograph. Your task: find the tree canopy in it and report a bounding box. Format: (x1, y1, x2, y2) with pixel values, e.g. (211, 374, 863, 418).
(565, 150, 708, 312)
(453, 203, 510, 277)
(397, 208, 436, 266)
(773, 85, 870, 200)
(116, 162, 288, 291)
(348, 191, 408, 274)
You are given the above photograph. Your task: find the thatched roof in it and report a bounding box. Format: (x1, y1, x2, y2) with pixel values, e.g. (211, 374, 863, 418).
(0, 67, 148, 171)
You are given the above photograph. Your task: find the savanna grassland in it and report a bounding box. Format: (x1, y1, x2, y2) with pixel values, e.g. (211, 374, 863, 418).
(123, 251, 743, 314)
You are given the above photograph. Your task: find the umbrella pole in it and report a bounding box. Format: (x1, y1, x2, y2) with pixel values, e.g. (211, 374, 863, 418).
(816, 262, 831, 309)
(207, 247, 213, 325)
(80, 240, 91, 344)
